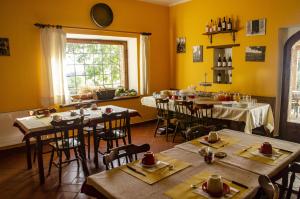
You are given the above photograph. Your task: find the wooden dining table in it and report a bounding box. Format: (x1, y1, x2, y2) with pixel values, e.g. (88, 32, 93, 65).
(82, 129, 300, 199)
(13, 105, 140, 184)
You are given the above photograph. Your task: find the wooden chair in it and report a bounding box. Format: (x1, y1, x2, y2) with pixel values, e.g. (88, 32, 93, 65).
(94, 111, 130, 154)
(29, 108, 57, 163)
(258, 175, 280, 199)
(103, 144, 150, 170)
(154, 98, 174, 141)
(48, 116, 86, 184)
(172, 100, 194, 142)
(75, 103, 104, 159)
(285, 162, 300, 199)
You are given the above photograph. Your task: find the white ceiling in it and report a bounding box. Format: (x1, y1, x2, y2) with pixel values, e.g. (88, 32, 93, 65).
(138, 0, 191, 7)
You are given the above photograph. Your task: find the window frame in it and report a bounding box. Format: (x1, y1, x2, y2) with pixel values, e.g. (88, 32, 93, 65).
(65, 38, 129, 95)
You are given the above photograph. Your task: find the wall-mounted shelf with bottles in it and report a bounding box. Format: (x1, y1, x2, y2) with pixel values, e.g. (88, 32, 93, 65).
(212, 48, 233, 84)
(207, 44, 240, 49)
(203, 30, 238, 44)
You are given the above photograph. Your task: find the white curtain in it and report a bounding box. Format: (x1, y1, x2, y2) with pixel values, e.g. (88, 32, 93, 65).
(40, 27, 69, 106)
(139, 34, 150, 95)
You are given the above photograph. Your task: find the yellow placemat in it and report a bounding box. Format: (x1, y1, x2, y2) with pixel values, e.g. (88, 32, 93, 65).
(120, 154, 191, 185)
(164, 172, 247, 199)
(190, 135, 239, 149)
(236, 144, 291, 165)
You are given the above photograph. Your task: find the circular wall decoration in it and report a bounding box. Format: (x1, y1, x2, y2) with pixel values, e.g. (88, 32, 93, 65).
(90, 3, 113, 28)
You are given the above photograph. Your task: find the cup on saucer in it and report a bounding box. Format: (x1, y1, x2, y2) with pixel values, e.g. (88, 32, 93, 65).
(141, 151, 156, 166)
(91, 103, 98, 110)
(208, 132, 219, 143)
(260, 142, 273, 155)
(207, 175, 223, 195)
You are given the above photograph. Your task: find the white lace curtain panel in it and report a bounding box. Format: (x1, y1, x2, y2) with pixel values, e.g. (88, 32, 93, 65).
(140, 35, 150, 95)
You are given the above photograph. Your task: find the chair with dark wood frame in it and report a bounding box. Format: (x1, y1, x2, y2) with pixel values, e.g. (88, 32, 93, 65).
(285, 162, 300, 199)
(154, 98, 174, 141)
(103, 144, 150, 170)
(172, 100, 194, 142)
(258, 175, 279, 199)
(48, 116, 86, 184)
(93, 110, 130, 155)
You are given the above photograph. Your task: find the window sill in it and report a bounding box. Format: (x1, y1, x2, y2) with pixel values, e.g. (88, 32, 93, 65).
(60, 95, 140, 108)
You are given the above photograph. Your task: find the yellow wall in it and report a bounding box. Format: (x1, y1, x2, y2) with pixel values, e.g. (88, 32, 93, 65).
(0, 0, 170, 122)
(169, 0, 300, 97)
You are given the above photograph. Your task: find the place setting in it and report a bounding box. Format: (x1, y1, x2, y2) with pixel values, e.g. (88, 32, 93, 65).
(236, 141, 292, 165)
(165, 172, 248, 199)
(120, 151, 191, 185)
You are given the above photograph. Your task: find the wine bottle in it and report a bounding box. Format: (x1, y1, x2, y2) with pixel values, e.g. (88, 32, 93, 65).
(205, 23, 209, 33)
(217, 54, 222, 67)
(213, 20, 217, 32)
(228, 70, 232, 84)
(228, 56, 232, 67)
(227, 18, 232, 30)
(222, 17, 226, 31)
(222, 56, 227, 67)
(217, 73, 222, 84)
(209, 19, 213, 32)
(217, 18, 222, 32)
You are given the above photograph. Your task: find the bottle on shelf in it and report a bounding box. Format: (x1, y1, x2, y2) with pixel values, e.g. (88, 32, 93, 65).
(217, 54, 222, 67)
(217, 18, 222, 32)
(209, 19, 213, 32)
(205, 23, 209, 33)
(213, 20, 217, 32)
(222, 56, 227, 67)
(228, 70, 232, 84)
(217, 72, 222, 84)
(227, 18, 232, 31)
(227, 56, 232, 67)
(222, 17, 227, 31)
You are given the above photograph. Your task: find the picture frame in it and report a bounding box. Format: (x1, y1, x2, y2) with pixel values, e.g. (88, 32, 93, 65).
(0, 38, 10, 56)
(193, 45, 203, 62)
(245, 46, 266, 62)
(246, 18, 266, 36)
(176, 37, 186, 53)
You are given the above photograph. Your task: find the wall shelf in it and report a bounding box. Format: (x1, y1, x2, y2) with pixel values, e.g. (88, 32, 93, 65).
(212, 67, 234, 70)
(202, 29, 238, 44)
(207, 44, 240, 49)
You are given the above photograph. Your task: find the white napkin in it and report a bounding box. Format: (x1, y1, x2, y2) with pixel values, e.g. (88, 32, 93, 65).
(135, 161, 169, 173)
(250, 149, 283, 160)
(193, 185, 239, 199)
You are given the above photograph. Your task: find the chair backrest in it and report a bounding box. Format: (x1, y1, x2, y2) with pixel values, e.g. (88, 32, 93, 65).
(155, 98, 170, 118)
(74, 103, 91, 110)
(100, 110, 130, 137)
(174, 100, 194, 123)
(258, 175, 279, 199)
(103, 144, 150, 170)
(286, 162, 300, 199)
(50, 116, 84, 150)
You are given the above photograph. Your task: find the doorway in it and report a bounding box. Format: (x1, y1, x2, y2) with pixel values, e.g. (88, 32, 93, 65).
(280, 31, 300, 142)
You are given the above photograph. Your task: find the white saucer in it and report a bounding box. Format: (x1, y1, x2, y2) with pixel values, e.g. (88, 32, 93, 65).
(140, 161, 159, 168)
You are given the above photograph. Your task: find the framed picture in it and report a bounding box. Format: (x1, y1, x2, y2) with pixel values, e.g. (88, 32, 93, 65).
(176, 37, 186, 53)
(246, 18, 266, 36)
(245, 46, 266, 62)
(193, 45, 203, 62)
(0, 38, 10, 56)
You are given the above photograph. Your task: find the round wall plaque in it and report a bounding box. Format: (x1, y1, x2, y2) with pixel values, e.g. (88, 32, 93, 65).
(90, 3, 113, 28)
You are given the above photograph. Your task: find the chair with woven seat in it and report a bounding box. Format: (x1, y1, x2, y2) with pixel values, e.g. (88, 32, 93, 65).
(75, 103, 104, 159)
(154, 98, 175, 141)
(103, 144, 150, 170)
(48, 116, 86, 184)
(172, 100, 194, 142)
(94, 110, 130, 155)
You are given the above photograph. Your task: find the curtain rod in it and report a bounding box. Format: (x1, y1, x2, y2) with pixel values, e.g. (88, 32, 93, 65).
(34, 23, 152, 36)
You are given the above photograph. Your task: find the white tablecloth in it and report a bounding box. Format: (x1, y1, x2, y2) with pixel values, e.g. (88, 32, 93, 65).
(141, 96, 275, 135)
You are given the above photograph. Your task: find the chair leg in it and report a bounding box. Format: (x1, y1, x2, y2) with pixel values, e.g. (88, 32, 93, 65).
(58, 151, 62, 184)
(106, 140, 110, 153)
(122, 137, 127, 145)
(48, 149, 54, 176)
(74, 148, 80, 172)
(87, 132, 91, 160)
(166, 120, 169, 141)
(33, 145, 37, 163)
(172, 122, 179, 143)
(154, 119, 160, 137)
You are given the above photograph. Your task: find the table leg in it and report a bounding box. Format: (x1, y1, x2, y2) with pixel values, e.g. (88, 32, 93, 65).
(93, 126, 99, 168)
(25, 138, 32, 170)
(127, 116, 132, 144)
(36, 136, 45, 184)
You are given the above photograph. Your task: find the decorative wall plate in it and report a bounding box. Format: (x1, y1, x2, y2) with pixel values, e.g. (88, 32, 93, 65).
(90, 3, 113, 28)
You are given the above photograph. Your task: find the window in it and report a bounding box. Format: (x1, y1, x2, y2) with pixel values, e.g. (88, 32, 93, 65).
(65, 39, 128, 95)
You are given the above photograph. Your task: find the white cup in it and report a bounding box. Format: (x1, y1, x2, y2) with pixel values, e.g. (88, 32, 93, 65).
(207, 175, 223, 194)
(208, 132, 219, 142)
(52, 115, 62, 121)
(91, 103, 98, 110)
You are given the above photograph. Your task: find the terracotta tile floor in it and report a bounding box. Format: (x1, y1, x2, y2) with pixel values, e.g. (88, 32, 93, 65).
(0, 122, 180, 199)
